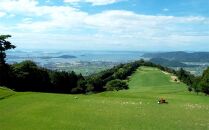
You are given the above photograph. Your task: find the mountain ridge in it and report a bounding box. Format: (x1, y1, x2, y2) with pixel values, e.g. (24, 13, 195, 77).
(143, 51, 209, 62)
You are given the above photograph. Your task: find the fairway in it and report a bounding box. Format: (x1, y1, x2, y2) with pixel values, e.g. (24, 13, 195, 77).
(0, 67, 209, 130)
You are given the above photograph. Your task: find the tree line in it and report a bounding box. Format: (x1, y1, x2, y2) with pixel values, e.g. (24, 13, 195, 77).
(0, 60, 141, 94)
(0, 35, 209, 95)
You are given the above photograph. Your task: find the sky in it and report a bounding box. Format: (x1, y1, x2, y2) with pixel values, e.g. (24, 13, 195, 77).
(0, 0, 209, 51)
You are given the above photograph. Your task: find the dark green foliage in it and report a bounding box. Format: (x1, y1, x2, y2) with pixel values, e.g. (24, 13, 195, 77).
(49, 71, 79, 93)
(0, 35, 16, 64)
(85, 61, 141, 92)
(50, 71, 71, 93)
(113, 68, 127, 79)
(86, 76, 105, 92)
(4, 61, 81, 93)
(9, 61, 51, 92)
(192, 77, 201, 95)
(188, 86, 193, 92)
(177, 68, 194, 86)
(105, 79, 128, 91)
(0, 35, 16, 87)
(71, 79, 87, 94)
(85, 83, 94, 93)
(0, 64, 11, 86)
(199, 67, 209, 95)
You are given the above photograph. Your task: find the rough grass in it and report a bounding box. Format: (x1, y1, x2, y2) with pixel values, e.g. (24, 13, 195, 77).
(0, 67, 209, 130)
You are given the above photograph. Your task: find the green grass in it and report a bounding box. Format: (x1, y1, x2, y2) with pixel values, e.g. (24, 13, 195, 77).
(0, 67, 209, 130)
(0, 87, 15, 100)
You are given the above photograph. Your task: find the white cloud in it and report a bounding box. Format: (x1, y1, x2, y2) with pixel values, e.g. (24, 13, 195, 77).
(64, 0, 80, 2)
(64, 0, 121, 6)
(0, 11, 6, 17)
(0, 0, 38, 15)
(0, 0, 209, 50)
(86, 0, 121, 6)
(22, 18, 33, 23)
(16, 8, 88, 32)
(1, 1, 207, 33)
(85, 10, 209, 37)
(0, 0, 81, 17)
(0, 0, 88, 31)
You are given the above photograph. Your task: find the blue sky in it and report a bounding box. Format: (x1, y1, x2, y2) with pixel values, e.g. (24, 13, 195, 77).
(0, 0, 209, 51)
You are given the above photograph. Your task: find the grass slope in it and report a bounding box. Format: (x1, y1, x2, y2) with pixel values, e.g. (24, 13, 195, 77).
(0, 67, 209, 130)
(0, 87, 15, 100)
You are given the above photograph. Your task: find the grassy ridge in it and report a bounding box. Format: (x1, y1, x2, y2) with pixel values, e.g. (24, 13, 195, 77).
(0, 87, 15, 100)
(0, 67, 209, 130)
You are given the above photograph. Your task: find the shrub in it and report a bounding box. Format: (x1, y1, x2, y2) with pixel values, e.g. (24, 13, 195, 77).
(199, 67, 209, 95)
(71, 80, 87, 94)
(105, 79, 128, 91)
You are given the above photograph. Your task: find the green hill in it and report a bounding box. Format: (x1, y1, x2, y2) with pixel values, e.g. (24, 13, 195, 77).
(150, 58, 196, 67)
(0, 87, 15, 100)
(143, 51, 209, 62)
(0, 67, 209, 130)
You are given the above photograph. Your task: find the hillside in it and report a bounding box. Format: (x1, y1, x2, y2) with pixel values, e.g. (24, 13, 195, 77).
(149, 58, 190, 67)
(0, 67, 208, 130)
(0, 87, 15, 100)
(143, 51, 209, 62)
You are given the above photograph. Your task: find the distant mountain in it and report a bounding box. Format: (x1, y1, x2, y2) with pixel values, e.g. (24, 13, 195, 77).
(149, 58, 196, 67)
(41, 55, 77, 59)
(143, 51, 209, 62)
(56, 55, 77, 59)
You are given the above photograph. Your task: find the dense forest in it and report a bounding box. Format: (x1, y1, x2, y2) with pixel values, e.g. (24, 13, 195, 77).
(0, 35, 209, 95)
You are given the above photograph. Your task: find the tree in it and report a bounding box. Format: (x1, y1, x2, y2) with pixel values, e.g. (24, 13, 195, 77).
(10, 60, 51, 91)
(0, 35, 16, 86)
(0, 63, 10, 86)
(188, 86, 193, 92)
(191, 76, 201, 95)
(105, 79, 128, 91)
(199, 67, 209, 95)
(50, 71, 72, 93)
(113, 68, 126, 79)
(86, 77, 104, 92)
(0, 35, 16, 64)
(71, 79, 87, 94)
(177, 68, 194, 86)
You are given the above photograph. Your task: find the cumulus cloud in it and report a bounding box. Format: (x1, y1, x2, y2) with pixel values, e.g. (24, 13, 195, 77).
(85, 10, 209, 36)
(0, 0, 209, 50)
(0, 0, 88, 31)
(64, 0, 121, 6)
(0, 0, 38, 15)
